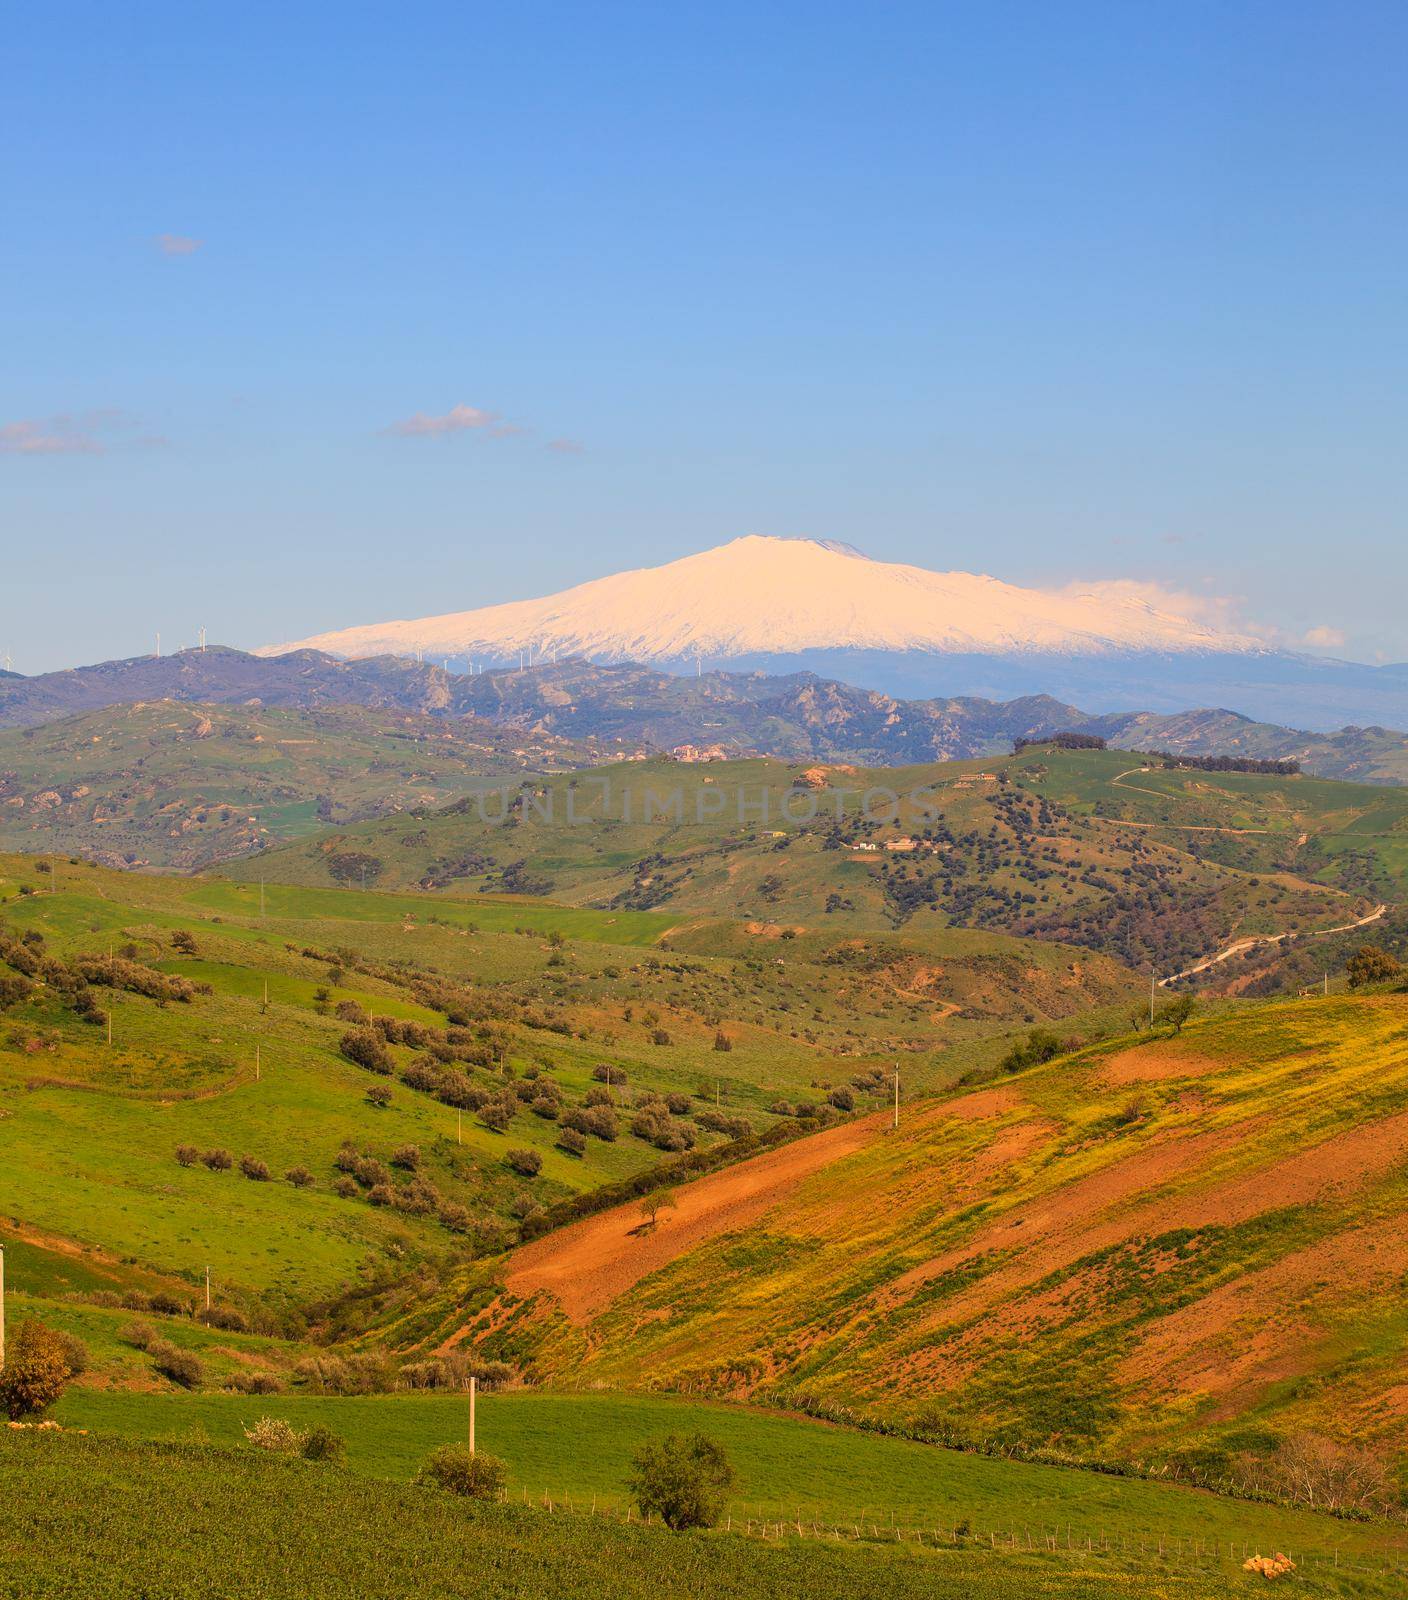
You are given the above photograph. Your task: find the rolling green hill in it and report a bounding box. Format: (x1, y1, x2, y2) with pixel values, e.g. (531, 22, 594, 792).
(234, 747, 1396, 980)
(0, 853, 1138, 1309)
(0, 700, 593, 869)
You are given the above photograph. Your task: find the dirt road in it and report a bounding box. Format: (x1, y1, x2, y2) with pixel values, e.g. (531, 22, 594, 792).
(1159, 903, 1389, 987)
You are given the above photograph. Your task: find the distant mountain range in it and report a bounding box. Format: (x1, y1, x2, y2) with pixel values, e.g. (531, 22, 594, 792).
(0, 645, 453, 729)
(259, 535, 1408, 729)
(5, 643, 1408, 787)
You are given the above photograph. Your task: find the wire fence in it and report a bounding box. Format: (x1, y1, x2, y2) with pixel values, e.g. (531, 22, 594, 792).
(507, 1487, 1408, 1580)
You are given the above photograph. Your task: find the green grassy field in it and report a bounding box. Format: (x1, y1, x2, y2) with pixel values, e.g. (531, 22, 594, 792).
(7, 1430, 1348, 1600)
(50, 1387, 1402, 1564)
(0, 849, 1150, 1303)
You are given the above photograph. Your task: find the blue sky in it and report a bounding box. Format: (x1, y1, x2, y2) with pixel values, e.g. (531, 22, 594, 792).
(4, 0, 1406, 673)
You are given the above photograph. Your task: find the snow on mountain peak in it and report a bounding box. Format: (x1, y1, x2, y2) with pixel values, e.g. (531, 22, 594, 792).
(259, 534, 1259, 665)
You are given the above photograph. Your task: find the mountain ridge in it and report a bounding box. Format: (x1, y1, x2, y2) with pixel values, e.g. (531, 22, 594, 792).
(7, 646, 1408, 786)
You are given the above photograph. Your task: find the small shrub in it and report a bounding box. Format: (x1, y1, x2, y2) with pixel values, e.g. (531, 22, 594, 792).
(399, 1355, 514, 1391)
(366, 1084, 393, 1108)
(295, 1351, 395, 1396)
(243, 1415, 303, 1453)
(333, 1175, 359, 1199)
(196, 1305, 249, 1332)
(285, 1165, 314, 1188)
(121, 1318, 156, 1350)
(202, 1147, 233, 1171)
(148, 1338, 203, 1389)
(0, 1319, 75, 1419)
(239, 1155, 271, 1181)
(351, 1155, 389, 1188)
(390, 1144, 421, 1171)
(227, 1371, 283, 1395)
(148, 1290, 189, 1317)
(418, 1444, 506, 1499)
(174, 1144, 200, 1167)
(627, 1432, 734, 1530)
(301, 1424, 347, 1463)
(650, 1028, 672, 1046)
(52, 1330, 88, 1377)
(505, 1147, 542, 1177)
(341, 1028, 392, 1075)
(556, 1127, 587, 1157)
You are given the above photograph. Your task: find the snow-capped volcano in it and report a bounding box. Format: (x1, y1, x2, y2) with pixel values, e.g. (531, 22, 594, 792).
(262, 535, 1258, 665)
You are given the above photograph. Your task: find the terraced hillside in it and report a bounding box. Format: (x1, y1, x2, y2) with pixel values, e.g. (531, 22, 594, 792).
(426, 990, 1408, 1481)
(238, 748, 1391, 978)
(0, 701, 590, 869)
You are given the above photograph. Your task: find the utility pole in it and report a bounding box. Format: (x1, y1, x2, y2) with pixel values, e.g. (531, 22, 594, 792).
(205, 1264, 211, 1312)
(1324, 971, 1329, 997)
(456, 1107, 462, 1146)
(262, 978, 268, 1014)
(892, 1064, 900, 1131)
(469, 1374, 477, 1454)
(1149, 971, 1156, 1028)
(255, 1044, 261, 1081)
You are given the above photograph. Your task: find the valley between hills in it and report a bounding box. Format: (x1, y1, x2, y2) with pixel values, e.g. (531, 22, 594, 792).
(5, 725, 1408, 1599)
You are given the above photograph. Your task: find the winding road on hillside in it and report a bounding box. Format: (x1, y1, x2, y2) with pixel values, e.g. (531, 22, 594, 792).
(1099, 767, 1392, 986)
(1158, 902, 1389, 987)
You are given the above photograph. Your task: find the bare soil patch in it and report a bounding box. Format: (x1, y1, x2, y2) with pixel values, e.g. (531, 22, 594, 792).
(501, 1112, 888, 1323)
(1099, 1046, 1224, 1087)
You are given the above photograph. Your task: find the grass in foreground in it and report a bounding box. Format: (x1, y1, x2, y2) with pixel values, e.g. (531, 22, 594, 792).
(1, 1430, 1389, 1600)
(53, 1389, 1399, 1565)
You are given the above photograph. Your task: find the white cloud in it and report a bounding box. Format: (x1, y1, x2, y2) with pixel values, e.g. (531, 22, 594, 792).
(0, 410, 162, 458)
(0, 418, 101, 455)
(1060, 578, 1266, 642)
(1061, 579, 1365, 656)
(546, 437, 584, 454)
(155, 233, 202, 256)
(1302, 625, 1346, 650)
(387, 403, 504, 439)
